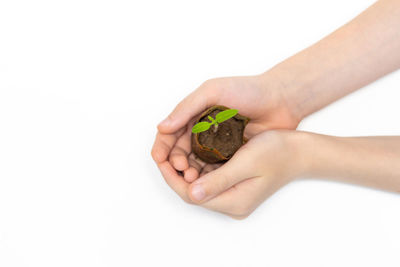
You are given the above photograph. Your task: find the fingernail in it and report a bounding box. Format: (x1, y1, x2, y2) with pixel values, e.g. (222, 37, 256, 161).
(191, 184, 206, 201)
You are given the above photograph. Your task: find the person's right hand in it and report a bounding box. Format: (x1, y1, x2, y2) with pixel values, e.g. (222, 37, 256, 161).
(152, 75, 300, 184)
(155, 130, 308, 219)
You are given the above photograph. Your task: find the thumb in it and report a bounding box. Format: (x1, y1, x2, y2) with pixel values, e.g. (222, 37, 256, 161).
(188, 151, 254, 203)
(157, 84, 218, 134)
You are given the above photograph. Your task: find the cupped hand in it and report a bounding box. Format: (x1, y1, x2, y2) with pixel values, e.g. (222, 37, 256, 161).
(155, 130, 308, 219)
(152, 75, 300, 183)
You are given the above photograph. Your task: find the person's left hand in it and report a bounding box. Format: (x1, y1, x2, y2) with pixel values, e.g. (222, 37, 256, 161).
(152, 75, 300, 186)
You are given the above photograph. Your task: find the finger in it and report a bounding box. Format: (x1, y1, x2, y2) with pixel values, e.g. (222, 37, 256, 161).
(157, 84, 219, 134)
(157, 161, 191, 203)
(187, 148, 256, 203)
(151, 127, 186, 163)
(169, 125, 192, 171)
(183, 153, 209, 182)
(183, 167, 198, 183)
(199, 163, 221, 177)
(169, 147, 189, 171)
(187, 153, 207, 175)
(184, 155, 224, 183)
(184, 153, 221, 181)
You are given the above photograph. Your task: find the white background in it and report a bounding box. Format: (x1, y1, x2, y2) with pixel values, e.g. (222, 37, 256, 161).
(1, 0, 399, 266)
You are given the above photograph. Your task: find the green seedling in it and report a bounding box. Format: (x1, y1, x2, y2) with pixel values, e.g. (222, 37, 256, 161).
(192, 109, 238, 133)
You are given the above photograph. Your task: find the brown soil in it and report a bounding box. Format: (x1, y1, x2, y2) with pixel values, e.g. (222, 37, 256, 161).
(191, 105, 249, 164)
(198, 109, 245, 158)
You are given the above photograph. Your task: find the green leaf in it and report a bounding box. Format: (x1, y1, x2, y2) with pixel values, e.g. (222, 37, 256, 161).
(215, 109, 238, 123)
(191, 121, 211, 133)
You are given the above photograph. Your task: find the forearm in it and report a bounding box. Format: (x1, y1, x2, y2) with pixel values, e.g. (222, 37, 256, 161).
(262, 0, 400, 121)
(299, 133, 400, 192)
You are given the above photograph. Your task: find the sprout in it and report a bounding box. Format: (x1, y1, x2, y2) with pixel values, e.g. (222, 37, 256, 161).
(191, 109, 238, 133)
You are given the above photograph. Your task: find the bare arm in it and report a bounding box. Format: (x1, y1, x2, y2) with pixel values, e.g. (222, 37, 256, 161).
(263, 0, 400, 121)
(181, 131, 400, 218)
(303, 134, 400, 192)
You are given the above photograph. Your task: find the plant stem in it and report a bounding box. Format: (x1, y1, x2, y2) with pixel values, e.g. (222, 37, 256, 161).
(213, 123, 218, 133)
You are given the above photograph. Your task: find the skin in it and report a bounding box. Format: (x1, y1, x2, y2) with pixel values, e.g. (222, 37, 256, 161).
(156, 131, 400, 219)
(151, 0, 400, 219)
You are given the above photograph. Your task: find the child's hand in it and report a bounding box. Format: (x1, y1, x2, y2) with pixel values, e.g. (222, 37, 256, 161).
(156, 130, 306, 219)
(155, 128, 400, 219)
(157, 75, 300, 134)
(152, 75, 300, 182)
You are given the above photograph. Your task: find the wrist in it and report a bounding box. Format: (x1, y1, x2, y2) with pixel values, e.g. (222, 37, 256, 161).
(255, 72, 302, 129)
(290, 131, 340, 179)
(265, 130, 314, 181)
(258, 49, 331, 123)
(285, 130, 316, 179)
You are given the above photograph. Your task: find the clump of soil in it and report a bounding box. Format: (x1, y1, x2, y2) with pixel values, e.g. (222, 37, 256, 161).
(191, 105, 250, 164)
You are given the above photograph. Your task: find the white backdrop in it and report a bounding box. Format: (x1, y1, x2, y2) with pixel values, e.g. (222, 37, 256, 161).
(1, 0, 400, 266)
